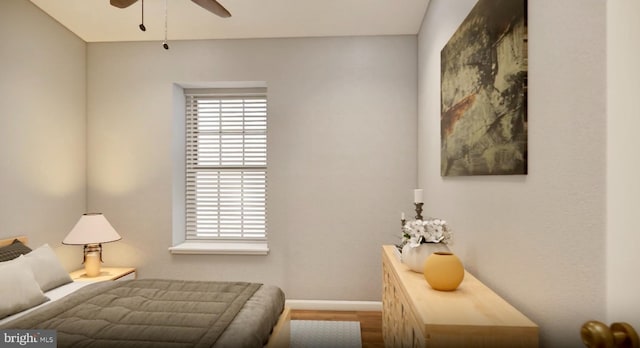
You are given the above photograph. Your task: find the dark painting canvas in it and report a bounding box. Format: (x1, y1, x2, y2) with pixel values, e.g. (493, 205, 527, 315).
(441, 0, 528, 176)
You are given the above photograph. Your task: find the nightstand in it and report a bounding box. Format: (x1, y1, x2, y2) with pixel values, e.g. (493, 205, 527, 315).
(69, 267, 136, 282)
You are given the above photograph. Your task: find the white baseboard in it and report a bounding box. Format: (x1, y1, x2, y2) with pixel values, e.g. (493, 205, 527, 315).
(285, 299, 382, 311)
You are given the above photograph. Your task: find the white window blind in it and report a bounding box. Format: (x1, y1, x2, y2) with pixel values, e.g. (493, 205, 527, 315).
(185, 88, 267, 241)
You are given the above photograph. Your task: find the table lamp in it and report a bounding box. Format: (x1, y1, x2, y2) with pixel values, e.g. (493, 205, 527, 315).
(63, 213, 121, 277)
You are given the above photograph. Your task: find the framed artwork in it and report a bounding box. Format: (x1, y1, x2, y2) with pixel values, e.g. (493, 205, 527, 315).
(441, 0, 528, 176)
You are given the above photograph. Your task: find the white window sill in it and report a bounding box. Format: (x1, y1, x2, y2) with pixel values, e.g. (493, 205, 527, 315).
(168, 241, 269, 255)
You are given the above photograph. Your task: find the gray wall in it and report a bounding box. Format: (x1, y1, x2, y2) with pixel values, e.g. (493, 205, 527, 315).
(86, 37, 418, 300)
(418, 0, 606, 346)
(0, 0, 87, 268)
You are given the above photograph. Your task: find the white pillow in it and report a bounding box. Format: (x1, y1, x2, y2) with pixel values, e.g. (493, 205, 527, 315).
(0, 255, 49, 319)
(23, 244, 72, 292)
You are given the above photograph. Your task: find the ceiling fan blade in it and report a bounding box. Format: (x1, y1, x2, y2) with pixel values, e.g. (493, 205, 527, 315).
(191, 0, 231, 18)
(110, 0, 139, 9)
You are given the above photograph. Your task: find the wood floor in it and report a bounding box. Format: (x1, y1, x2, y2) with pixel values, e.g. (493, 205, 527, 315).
(290, 310, 384, 348)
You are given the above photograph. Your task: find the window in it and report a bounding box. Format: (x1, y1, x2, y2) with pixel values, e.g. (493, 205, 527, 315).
(179, 87, 267, 253)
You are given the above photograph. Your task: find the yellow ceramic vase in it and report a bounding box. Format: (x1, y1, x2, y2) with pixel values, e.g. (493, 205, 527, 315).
(423, 251, 464, 291)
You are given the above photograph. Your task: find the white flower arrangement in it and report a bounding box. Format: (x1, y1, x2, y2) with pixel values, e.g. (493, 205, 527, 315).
(402, 218, 453, 248)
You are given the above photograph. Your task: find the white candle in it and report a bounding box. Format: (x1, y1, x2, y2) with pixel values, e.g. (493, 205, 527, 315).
(401, 212, 405, 220)
(414, 189, 423, 203)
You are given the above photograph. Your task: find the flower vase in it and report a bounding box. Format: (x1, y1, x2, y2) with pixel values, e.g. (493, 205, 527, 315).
(401, 243, 450, 273)
(423, 251, 464, 291)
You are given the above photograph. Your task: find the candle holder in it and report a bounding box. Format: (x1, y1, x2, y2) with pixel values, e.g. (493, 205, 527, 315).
(414, 203, 424, 220)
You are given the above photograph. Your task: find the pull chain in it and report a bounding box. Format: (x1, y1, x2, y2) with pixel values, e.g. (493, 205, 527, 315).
(139, 0, 146, 31)
(162, 0, 169, 49)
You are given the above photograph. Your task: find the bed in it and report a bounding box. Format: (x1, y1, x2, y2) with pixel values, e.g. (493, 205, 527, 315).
(0, 236, 290, 348)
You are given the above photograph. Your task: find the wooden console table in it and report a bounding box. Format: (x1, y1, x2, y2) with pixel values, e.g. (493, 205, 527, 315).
(382, 245, 538, 347)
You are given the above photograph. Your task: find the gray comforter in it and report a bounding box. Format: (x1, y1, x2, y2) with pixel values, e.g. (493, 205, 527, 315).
(3, 279, 285, 348)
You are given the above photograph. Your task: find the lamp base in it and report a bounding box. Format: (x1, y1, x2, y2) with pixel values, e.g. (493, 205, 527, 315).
(83, 244, 102, 277)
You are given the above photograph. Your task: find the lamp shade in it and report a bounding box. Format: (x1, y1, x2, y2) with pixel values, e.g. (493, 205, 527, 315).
(63, 213, 121, 245)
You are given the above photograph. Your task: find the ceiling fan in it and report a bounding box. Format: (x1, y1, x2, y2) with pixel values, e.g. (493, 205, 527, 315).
(110, 0, 230, 49)
(110, 0, 231, 18)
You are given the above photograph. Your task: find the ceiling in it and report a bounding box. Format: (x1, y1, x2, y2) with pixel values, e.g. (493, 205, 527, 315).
(29, 0, 430, 43)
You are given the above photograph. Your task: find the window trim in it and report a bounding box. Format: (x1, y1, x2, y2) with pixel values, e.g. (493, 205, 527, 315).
(168, 241, 269, 255)
(170, 82, 269, 255)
